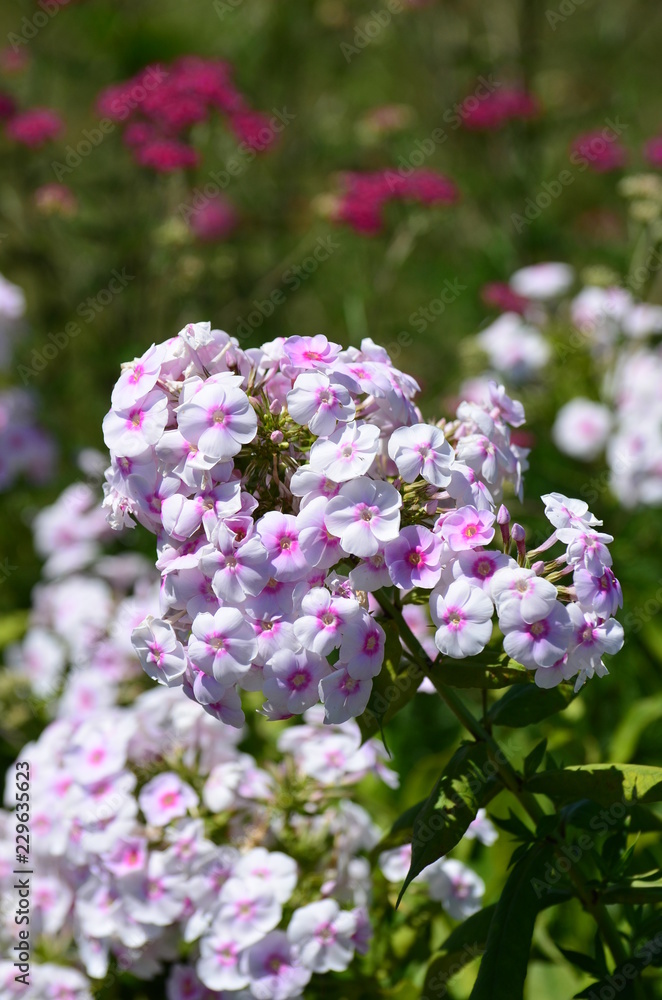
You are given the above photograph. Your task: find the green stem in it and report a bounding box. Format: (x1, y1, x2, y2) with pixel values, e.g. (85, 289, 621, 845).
(375, 588, 634, 975)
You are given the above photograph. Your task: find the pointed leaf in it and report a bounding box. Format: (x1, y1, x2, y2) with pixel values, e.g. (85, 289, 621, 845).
(528, 764, 662, 806)
(524, 739, 547, 778)
(427, 658, 530, 690)
(558, 948, 604, 977)
(469, 842, 555, 1000)
(488, 683, 576, 728)
(398, 741, 502, 903)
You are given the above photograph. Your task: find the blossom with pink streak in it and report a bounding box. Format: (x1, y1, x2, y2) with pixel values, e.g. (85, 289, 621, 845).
(295, 496, 345, 568)
(200, 526, 270, 603)
(257, 511, 309, 581)
(490, 567, 558, 622)
(499, 600, 572, 668)
(177, 377, 257, 462)
(283, 334, 341, 372)
(319, 668, 372, 723)
(438, 505, 495, 551)
(139, 772, 199, 826)
(325, 477, 402, 557)
(288, 899, 358, 973)
(387, 423, 454, 486)
(430, 579, 494, 658)
(245, 930, 312, 998)
(111, 343, 169, 409)
(385, 524, 443, 590)
(131, 616, 188, 686)
(455, 549, 512, 590)
(287, 372, 356, 436)
(103, 389, 169, 458)
(339, 614, 386, 679)
(309, 421, 380, 482)
(263, 649, 331, 715)
(574, 566, 623, 618)
(293, 587, 360, 656)
(188, 607, 258, 683)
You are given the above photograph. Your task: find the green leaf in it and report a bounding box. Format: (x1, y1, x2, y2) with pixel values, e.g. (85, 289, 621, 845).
(469, 842, 555, 1000)
(558, 947, 604, 977)
(398, 741, 502, 904)
(487, 683, 576, 728)
(441, 905, 497, 953)
(427, 658, 530, 690)
(491, 809, 535, 843)
(528, 764, 662, 806)
(0, 610, 28, 650)
(524, 739, 547, 778)
(603, 881, 662, 905)
(422, 946, 483, 999)
(371, 799, 426, 856)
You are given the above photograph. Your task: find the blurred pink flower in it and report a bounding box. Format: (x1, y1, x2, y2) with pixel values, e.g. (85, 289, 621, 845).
(644, 135, 662, 168)
(134, 138, 199, 172)
(571, 130, 627, 172)
(188, 195, 238, 242)
(6, 107, 64, 147)
(461, 87, 539, 130)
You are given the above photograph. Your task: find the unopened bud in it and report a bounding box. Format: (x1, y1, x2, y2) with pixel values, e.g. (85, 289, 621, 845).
(531, 560, 545, 575)
(497, 504, 511, 550)
(270, 430, 284, 444)
(511, 523, 526, 564)
(269, 399, 282, 415)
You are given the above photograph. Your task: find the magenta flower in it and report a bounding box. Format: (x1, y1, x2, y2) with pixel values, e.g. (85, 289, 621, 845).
(293, 587, 360, 655)
(566, 602, 624, 671)
(309, 421, 380, 482)
(287, 372, 355, 436)
(132, 616, 187, 686)
(559, 528, 614, 576)
(319, 667, 372, 724)
(245, 930, 312, 998)
(388, 423, 454, 487)
(283, 334, 341, 372)
(438, 505, 495, 551)
(325, 477, 402, 557)
(385, 525, 443, 590)
(111, 342, 168, 409)
(571, 130, 627, 173)
(262, 649, 331, 714)
(430, 579, 494, 658)
(456, 549, 512, 590)
(499, 600, 572, 668)
(177, 376, 257, 462)
(295, 496, 344, 569)
(574, 567, 623, 618)
(6, 107, 64, 147)
(103, 389, 169, 458)
(339, 613, 386, 679)
(188, 607, 258, 683)
(257, 511, 309, 581)
(200, 526, 270, 603)
(139, 772, 199, 826)
(491, 567, 558, 622)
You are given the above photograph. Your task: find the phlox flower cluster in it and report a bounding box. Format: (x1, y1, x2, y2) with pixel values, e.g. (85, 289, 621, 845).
(3, 105, 64, 148)
(471, 260, 662, 507)
(103, 324, 544, 726)
(332, 169, 458, 235)
(97, 57, 280, 174)
(1, 674, 490, 997)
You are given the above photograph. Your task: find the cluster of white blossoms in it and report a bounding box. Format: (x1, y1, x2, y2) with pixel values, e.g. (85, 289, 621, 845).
(101, 324, 624, 720)
(1, 687, 492, 999)
(2, 475, 494, 999)
(473, 261, 662, 508)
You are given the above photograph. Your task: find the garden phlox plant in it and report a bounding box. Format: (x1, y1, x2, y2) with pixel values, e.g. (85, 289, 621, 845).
(101, 324, 624, 731)
(471, 253, 662, 508)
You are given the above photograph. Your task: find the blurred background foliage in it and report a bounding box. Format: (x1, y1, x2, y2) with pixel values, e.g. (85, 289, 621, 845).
(1, 0, 662, 996)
